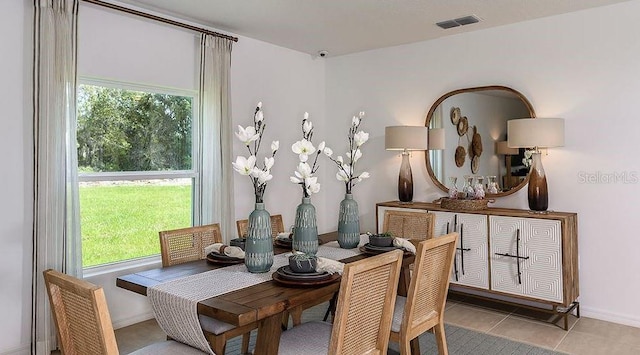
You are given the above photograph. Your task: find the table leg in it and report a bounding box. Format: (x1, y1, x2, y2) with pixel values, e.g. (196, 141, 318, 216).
(253, 314, 283, 355)
(398, 265, 411, 297)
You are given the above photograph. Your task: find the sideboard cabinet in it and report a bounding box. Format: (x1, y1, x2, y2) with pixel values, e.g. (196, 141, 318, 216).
(376, 201, 579, 329)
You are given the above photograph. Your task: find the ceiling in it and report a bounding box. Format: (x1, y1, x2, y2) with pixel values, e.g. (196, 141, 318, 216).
(120, 0, 630, 57)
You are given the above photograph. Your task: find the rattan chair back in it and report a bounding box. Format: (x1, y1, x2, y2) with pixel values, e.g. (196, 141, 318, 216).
(44, 269, 119, 355)
(394, 233, 458, 354)
(159, 224, 222, 267)
(329, 249, 403, 354)
(236, 214, 285, 240)
(383, 210, 435, 241)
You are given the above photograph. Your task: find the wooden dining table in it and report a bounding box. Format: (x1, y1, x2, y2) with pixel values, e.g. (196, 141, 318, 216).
(116, 232, 415, 355)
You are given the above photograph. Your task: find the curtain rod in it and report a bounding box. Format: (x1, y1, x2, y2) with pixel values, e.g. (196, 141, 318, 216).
(82, 0, 238, 42)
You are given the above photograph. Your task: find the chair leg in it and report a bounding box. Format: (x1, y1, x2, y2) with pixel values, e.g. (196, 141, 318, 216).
(241, 333, 251, 354)
(434, 322, 448, 355)
(399, 338, 412, 355)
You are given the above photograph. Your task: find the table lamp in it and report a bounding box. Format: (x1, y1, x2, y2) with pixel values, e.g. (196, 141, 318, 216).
(507, 118, 565, 211)
(385, 126, 429, 203)
(495, 140, 518, 190)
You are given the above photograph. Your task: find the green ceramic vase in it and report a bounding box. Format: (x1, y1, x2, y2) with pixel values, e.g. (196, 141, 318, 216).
(337, 193, 360, 249)
(245, 203, 274, 273)
(293, 197, 318, 255)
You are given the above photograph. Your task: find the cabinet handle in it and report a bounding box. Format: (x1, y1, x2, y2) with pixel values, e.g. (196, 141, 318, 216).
(457, 223, 471, 275)
(494, 229, 529, 284)
(447, 222, 459, 281)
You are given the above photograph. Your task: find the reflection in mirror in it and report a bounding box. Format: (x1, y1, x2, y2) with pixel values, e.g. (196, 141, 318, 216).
(426, 86, 535, 198)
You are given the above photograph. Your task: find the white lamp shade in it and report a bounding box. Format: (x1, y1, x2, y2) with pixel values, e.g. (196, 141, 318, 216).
(428, 128, 445, 150)
(385, 126, 429, 151)
(507, 118, 565, 148)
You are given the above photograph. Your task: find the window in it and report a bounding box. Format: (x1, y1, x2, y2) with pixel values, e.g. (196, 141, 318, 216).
(77, 80, 199, 267)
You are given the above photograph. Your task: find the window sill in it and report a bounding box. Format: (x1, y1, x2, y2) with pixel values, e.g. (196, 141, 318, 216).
(82, 255, 162, 278)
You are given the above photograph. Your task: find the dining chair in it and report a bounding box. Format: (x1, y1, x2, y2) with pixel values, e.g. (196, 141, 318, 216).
(278, 249, 403, 355)
(43, 269, 206, 355)
(158, 224, 255, 354)
(236, 214, 285, 239)
(159, 224, 222, 267)
(389, 233, 458, 355)
(383, 210, 435, 242)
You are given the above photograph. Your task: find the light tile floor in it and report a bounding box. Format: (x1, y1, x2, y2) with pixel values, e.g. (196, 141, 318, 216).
(113, 297, 640, 355)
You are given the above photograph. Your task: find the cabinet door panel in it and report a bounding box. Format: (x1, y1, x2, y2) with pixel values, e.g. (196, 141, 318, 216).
(434, 212, 488, 289)
(490, 216, 563, 303)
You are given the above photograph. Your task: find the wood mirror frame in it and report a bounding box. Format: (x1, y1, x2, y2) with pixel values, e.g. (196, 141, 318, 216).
(425, 85, 536, 198)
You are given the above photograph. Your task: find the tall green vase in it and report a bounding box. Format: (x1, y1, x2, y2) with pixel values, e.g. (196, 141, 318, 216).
(337, 193, 360, 249)
(245, 203, 274, 273)
(293, 197, 318, 255)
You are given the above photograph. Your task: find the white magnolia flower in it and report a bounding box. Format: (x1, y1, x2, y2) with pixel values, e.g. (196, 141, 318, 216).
(290, 176, 303, 184)
(235, 125, 260, 146)
(251, 168, 272, 185)
(347, 149, 362, 162)
(305, 176, 320, 195)
(352, 115, 360, 127)
(264, 157, 274, 170)
(359, 111, 365, 118)
(336, 169, 350, 182)
(257, 101, 262, 109)
(353, 131, 369, 146)
(292, 139, 316, 161)
(317, 141, 326, 152)
(232, 156, 256, 175)
(303, 112, 309, 120)
(336, 155, 344, 165)
(294, 162, 312, 179)
(254, 110, 264, 123)
(302, 120, 313, 134)
(271, 140, 279, 152)
(357, 171, 370, 181)
(323, 147, 333, 157)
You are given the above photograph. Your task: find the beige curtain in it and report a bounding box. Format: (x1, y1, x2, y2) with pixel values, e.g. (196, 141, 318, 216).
(32, 0, 81, 353)
(198, 34, 235, 241)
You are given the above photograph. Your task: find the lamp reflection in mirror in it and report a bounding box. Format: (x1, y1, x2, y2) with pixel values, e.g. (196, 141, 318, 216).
(507, 118, 564, 211)
(495, 141, 518, 191)
(385, 126, 429, 203)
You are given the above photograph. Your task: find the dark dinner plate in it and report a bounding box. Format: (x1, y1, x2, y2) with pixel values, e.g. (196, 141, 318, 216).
(272, 270, 340, 287)
(280, 265, 325, 277)
(359, 245, 412, 256)
(206, 252, 244, 264)
(275, 266, 332, 281)
(363, 243, 400, 252)
(274, 238, 292, 248)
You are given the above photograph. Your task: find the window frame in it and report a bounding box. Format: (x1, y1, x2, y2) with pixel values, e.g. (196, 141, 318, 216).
(78, 77, 201, 271)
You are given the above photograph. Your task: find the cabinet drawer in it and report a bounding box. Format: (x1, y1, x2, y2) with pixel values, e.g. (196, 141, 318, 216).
(490, 216, 563, 303)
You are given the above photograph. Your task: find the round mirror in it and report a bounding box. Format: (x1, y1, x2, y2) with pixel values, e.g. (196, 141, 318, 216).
(425, 85, 536, 197)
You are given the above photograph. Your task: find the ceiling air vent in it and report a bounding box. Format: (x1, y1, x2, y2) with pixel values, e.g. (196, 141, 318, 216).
(436, 15, 481, 29)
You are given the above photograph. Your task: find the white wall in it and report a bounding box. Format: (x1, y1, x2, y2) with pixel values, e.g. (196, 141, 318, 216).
(324, 0, 640, 327)
(0, 0, 32, 353)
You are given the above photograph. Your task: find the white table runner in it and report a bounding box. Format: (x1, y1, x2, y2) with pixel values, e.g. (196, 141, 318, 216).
(147, 235, 368, 354)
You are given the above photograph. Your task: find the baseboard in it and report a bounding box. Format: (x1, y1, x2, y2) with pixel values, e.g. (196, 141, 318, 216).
(0, 344, 29, 355)
(112, 311, 155, 330)
(580, 305, 640, 328)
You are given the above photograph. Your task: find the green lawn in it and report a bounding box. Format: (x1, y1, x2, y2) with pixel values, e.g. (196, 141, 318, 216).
(80, 184, 192, 267)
